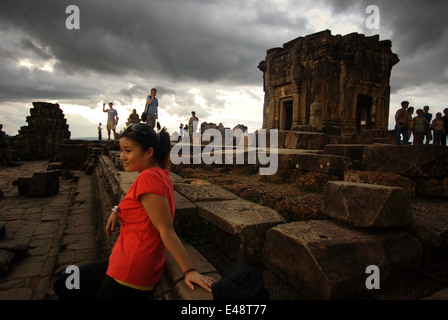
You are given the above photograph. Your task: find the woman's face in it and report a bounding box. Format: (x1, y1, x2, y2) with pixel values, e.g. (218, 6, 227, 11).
(119, 137, 152, 173)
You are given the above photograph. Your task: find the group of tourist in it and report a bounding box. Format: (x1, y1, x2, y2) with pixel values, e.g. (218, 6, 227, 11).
(178, 111, 199, 138)
(98, 88, 200, 142)
(98, 88, 158, 141)
(395, 101, 448, 146)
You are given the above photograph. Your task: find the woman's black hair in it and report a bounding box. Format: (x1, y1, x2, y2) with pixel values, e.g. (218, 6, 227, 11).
(120, 123, 171, 169)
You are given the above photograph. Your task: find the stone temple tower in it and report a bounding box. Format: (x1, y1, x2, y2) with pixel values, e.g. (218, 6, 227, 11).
(258, 30, 399, 136)
(16, 102, 71, 160)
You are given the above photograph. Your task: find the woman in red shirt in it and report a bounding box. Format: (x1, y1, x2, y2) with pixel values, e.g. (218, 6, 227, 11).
(55, 123, 215, 299)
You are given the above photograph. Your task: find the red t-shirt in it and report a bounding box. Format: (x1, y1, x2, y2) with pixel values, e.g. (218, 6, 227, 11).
(106, 167, 175, 287)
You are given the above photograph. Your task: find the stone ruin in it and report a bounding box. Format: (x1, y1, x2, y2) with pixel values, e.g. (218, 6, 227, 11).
(16, 102, 71, 160)
(258, 30, 399, 145)
(1, 29, 447, 299)
(125, 109, 141, 127)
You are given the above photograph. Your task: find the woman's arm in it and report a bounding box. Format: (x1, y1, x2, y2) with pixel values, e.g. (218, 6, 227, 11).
(106, 210, 118, 237)
(140, 193, 215, 292)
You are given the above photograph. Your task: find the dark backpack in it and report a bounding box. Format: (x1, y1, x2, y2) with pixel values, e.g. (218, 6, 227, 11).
(211, 262, 270, 300)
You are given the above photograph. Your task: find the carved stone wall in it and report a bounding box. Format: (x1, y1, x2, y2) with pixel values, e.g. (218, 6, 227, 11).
(16, 102, 71, 160)
(258, 30, 399, 135)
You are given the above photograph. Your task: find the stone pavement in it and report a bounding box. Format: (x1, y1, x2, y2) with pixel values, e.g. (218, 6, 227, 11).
(0, 161, 76, 299)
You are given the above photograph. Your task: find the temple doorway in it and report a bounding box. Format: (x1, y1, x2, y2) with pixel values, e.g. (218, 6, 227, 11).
(356, 94, 372, 133)
(281, 100, 293, 130)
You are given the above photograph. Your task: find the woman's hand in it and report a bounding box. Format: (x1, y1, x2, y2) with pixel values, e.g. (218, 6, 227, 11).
(106, 211, 118, 237)
(184, 271, 216, 293)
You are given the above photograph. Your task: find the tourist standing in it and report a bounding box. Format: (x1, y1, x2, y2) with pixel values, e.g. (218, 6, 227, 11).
(188, 111, 199, 136)
(407, 107, 414, 144)
(98, 123, 102, 141)
(179, 123, 184, 138)
(431, 112, 445, 145)
(413, 109, 431, 145)
(423, 105, 433, 144)
(442, 108, 448, 146)
(53, 123, 215, 299)
(394, 101, 409, 145)
(102, 102, 119, 141)
(144, 88, 158, 129)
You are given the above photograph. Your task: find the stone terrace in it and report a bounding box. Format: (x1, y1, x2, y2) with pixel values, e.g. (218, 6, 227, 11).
(0, 141, 447, 300)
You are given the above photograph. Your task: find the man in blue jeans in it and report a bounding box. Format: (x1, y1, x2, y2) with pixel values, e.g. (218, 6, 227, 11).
(394, 101, 409, 145)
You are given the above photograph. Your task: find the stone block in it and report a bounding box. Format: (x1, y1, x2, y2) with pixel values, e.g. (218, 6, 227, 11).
(423, 288, 448, 300)
(413, 176, 448, 199)
(164, 242, 219, 284)
(170, 172, 186, 184)
(408, 201, 448, 247)
(197, 199, 285, 264)
(16, 171, 60, 197)
(47, 162, 63, 170)
(282, 131, 328, 150)
(283, 132, 299, 149)
(362, 144, 448, 177)
(174, 183, 239, 203)
(0, 249, 15, 276)
(60, 143, 87, 170)
(118, 171, 138, 194)
(323, 144, 368, 161)
(344, 169, 416, 197)
(262, 220, 422, 299)
(323, 181, 412, 228)
(279, 153, 354, 176)
(164, 242, 221, 300)
(173, 191, 200, 236)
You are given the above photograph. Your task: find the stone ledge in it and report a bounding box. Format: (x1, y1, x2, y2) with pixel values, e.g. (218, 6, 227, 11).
(174, 183, 240, 203)
(173, 191, 200, 237)
(263, 220, 422, 299)
(407, 200, 448, 248)
(362, 144, 448, 177)
(323, 144, 369, 161)
(322, 181, 412, 228)
(277, 152, 357, 175)
(163, 241, 221, 300)
(344, 169, 416, 197)
(197, 199, 285, 264)
(422, 288, 448, 300)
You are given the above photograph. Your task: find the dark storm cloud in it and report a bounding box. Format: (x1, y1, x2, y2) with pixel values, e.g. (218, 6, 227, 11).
(0, 0, 292, 85)
(324, 0, 448, 51)
(0, 0, 446, 108)
(378, 1, 448, 91)
(324, 0, 448, 90)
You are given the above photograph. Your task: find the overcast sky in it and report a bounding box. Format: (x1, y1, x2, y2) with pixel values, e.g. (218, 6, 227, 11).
(0, 0, 447, 138)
